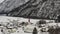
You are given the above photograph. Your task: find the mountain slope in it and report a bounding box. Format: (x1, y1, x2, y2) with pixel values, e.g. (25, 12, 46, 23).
(0, 0, 60, 19)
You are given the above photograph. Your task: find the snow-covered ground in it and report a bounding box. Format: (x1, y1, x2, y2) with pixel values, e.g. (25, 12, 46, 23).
(0, 16, 39, 34)
(0, 16, 36, 34)
(0, 16, 39, 23)
(0, 16, 55, 24)
(11, 28, 32, 34)
(0, 16, 55, 34)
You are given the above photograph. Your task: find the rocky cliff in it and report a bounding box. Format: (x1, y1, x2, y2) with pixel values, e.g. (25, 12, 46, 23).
(0, 0, 60, 19)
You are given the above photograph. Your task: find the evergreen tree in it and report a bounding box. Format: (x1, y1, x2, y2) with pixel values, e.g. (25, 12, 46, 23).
(32, 27, 37, 34)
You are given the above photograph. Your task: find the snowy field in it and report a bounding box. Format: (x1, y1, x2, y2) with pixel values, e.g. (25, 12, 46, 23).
(0, 16, 39, 23)
(11, 28, 32, 34)
(0, 16, 55, 24)
(0, 16, 55, 34)
(0, 16, 36, 34)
